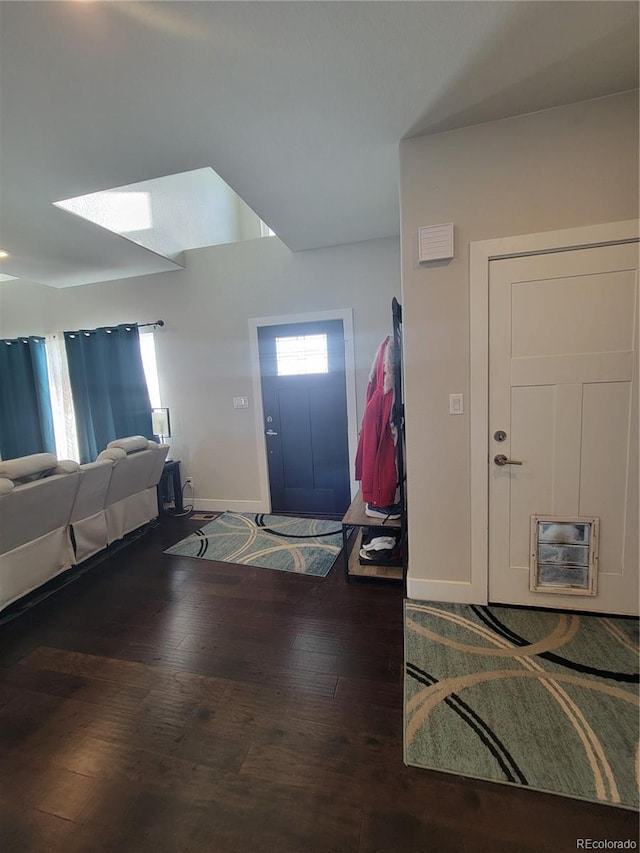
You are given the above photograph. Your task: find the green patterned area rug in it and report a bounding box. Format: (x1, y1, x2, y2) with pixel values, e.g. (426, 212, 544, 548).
(165, 512, 344, 577)
(404, 601, 639, 810)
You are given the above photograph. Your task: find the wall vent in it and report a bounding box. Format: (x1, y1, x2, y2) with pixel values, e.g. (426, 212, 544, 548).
(418, 223, 454, 262)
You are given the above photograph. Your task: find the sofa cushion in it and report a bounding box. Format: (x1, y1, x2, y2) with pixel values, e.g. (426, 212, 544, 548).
(97, 448, 127, 463)
(0, 478, 14, 495)
(54, 459, 80, 475)
(0, 472, 80, 557)
(0, 453, 58, 483)
(107, 436, 149, 454)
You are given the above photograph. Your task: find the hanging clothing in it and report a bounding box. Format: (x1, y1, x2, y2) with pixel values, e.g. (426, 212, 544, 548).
(354, 335, 398, 507)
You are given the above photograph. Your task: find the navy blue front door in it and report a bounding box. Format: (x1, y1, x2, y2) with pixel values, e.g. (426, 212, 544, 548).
(258, 319, 351, 515)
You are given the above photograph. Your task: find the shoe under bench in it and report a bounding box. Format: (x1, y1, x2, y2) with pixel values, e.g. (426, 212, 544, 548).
(341, 489, 404, 583)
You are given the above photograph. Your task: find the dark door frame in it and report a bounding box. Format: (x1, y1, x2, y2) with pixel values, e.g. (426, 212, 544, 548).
(249, 309, 358, 513)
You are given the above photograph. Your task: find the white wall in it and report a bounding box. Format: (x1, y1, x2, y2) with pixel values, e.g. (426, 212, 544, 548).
(399, 91, 639, 600)
(1, 235, 400, 509)
(235, 196, 264, 242)
(0, 279, 56, 339)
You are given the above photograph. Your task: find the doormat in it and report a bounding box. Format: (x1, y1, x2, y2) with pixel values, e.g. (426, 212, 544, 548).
(165, 511, 344, 577)
(404, 600, 639, 810)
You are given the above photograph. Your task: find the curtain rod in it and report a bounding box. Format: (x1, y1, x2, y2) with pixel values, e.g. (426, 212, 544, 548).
(138, 320, 165, 329)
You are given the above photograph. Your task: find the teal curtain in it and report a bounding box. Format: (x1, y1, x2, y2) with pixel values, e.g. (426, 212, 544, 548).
(0, 336, 56, 459)
(64, 324, 153, 463)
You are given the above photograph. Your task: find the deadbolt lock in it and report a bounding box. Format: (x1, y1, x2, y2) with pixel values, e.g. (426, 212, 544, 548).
(494, 430, 507, 442)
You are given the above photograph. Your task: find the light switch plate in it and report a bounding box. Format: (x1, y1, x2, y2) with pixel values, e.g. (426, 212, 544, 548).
(449, 393, 463, 415)
(233, 396, 249, 409)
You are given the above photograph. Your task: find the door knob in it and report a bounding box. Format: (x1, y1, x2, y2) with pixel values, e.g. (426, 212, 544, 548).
(265, 429, 278, 436)
(494, 454, 523, 466)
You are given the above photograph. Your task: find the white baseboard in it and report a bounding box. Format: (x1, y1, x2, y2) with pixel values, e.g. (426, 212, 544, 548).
(406, 576, 488, 605)
(193, 499, 267, 514)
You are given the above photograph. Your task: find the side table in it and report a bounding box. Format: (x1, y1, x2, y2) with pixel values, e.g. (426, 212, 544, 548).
(157, 459, 183, 516)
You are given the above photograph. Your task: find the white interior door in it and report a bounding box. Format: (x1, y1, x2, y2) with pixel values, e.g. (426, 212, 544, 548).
(488, 242, 639, 615)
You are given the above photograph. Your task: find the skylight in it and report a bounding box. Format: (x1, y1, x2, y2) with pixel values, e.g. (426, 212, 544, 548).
(56, 191, 153, 234)
(52, 167, 271, 263)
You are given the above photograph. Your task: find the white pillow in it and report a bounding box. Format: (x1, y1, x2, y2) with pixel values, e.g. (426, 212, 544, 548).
(0, 453, 57, 482)
(107, 436, 149, 454)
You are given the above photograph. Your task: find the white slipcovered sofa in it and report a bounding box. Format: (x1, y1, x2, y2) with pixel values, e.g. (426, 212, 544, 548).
(68, 456, 116, 563)
(0, 437, 169, 612)
(98, 435, 169, 543)
(0, 452, 81, 612)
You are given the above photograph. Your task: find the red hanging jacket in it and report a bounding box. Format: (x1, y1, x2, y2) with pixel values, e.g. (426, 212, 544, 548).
(354, 335, 398, 507)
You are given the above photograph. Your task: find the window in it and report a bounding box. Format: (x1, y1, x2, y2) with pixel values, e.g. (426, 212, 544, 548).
(45, 333, 80, 462)
(139, 330, 162, 408)
(275, 334, 328, 376)
(43, 327, 162, 463)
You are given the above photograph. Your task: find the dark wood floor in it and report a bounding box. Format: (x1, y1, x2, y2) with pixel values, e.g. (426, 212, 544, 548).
(0, 516, 637, 853)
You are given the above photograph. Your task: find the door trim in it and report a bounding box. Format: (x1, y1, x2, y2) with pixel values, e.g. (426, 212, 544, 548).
(469, 220, 639, 605)
(248, 308, 358, 514)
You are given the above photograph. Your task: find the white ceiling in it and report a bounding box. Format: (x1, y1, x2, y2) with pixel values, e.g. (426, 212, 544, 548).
(0, 1, 638, 288)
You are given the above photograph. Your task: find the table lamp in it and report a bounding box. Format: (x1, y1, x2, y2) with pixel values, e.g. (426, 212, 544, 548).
(151, 407, 171, 446)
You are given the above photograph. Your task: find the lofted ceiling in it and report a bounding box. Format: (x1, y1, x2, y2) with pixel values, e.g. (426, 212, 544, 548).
(0, 1, 638, 288)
